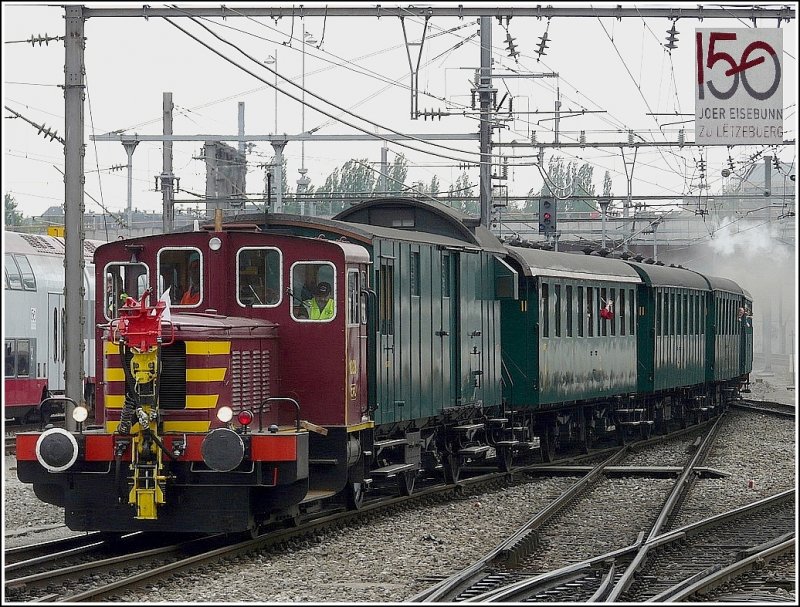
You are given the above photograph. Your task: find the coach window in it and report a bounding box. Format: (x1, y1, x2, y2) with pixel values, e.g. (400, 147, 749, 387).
(291, 262, 336, 322)
(587, 287, 594, 337)
(237, 248, 281, 307)
(13, 255, 36, 290)
(629, 289, 635, 335)
(16, 339, 31, 377)
(541, 282, 549, 338)
(600, 288, 608, 337)
(554, 284, 561, 337)
(4, 340, 15, 377)
(619, 290, 626, 336)
(4, 254, 22, 290)
(158, 248, 201, 308)
(577, 286, 584, 337)
(410, 252, 420, 297)
(105, 262, 150, 320)
(566, 285, 573, 337)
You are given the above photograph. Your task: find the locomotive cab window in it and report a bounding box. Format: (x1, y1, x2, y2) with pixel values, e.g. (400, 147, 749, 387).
(237, 248, 281, 307)
(158, 248, 202, 308)
(291, 262, 336, 322)
(104, 262, 150, 320)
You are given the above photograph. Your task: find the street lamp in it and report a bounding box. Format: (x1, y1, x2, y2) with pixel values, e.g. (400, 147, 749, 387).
(297, 25, 317, 211)
(264, 52, 278, 134)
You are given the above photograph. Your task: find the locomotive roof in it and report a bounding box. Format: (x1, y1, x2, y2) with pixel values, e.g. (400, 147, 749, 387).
(505, 246, 641, 283)
(5, 229, 104, 259)
(624, 261, 711, 290)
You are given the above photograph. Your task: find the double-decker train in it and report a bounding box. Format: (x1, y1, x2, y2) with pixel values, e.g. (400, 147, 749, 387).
(4, 231, 102, 423)
(16, 198, 753, 533)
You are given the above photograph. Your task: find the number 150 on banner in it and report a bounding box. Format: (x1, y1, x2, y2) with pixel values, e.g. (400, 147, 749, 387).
(695, 29, 783, 145)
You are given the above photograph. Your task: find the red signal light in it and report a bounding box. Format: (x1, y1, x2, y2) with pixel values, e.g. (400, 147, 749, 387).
(237, 410, 254, 426)
(543, 212, 552, 221)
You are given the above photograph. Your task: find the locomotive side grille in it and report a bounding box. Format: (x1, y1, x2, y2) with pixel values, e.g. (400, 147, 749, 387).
(231, 348, 271, 413)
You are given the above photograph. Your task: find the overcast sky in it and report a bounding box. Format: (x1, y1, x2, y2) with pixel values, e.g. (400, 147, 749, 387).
(2, 1, 797, 221)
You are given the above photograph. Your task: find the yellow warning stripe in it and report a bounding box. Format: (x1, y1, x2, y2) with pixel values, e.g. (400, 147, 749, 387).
(104, 341, 122, 356)
(105, 394, 219, 410)
(186, 395, 219, 409)
(105, 340, 231, 356)
(106, 367, 226, 382)
(185, 341, 231, 355)
(105, 368, 125, 382)
(186, 368, 227, 382)
(105, 421, 211, 433)
(105, 395, 125, 409)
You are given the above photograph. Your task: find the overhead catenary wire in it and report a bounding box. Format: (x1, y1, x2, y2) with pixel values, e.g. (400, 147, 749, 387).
(162, 14, 548, 168)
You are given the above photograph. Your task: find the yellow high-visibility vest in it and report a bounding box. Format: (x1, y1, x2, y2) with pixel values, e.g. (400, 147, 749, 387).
(308, 298, 334, 320)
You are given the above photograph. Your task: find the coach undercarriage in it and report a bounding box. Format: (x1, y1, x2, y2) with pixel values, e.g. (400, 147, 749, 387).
(358, 376, 748, 496)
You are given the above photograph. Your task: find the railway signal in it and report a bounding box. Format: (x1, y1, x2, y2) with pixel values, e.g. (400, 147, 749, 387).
(539, 197, 556, 235)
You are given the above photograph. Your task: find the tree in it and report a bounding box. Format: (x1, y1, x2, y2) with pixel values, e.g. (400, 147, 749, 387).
(446, 171, 477, 215)
(602, 171, 613, 198)
(429, 175, 440, 197)
(524, 156, 600, 213)
(387, 154, 408, 194)
(5, 193, 23, 227)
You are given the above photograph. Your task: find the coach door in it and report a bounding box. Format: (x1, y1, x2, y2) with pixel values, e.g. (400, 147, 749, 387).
(439, 252, 460, 407)
(47, 292, 66, 392)
(378, 258, 397, 420)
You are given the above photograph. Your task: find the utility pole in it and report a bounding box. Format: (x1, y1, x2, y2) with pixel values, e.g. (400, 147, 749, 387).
(620, 146, 638, 253)
(122, 139, 139, 236)
(63, 5, 86, 430)
(238, 101, 247, 206)
(380, 144, 389, 195)
(161, 92, 174, 233)
(271, 141, 286, 213)
(478, 16, 495, 228)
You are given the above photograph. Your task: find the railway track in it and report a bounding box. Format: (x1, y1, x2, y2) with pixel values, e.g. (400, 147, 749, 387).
(734, 398, 795, 417)
(409, 412, 795, 603)
(408, 420, 717, 602)
(4, 421, 711, 602)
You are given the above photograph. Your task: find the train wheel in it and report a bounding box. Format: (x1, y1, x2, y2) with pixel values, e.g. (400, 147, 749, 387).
(443, 453, 461, 484)
(499, 446, 513, 472)
(399, 470, 416, 496)
(346, 481, 365, 510)
(540, 428, 557, 463)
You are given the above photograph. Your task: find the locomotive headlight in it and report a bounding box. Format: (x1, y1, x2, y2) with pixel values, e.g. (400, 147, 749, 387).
(35, 428, 79, 473)
(217, 406, 234, 423)
(209, 236, 222, 251)
(72, 406, 88, 423)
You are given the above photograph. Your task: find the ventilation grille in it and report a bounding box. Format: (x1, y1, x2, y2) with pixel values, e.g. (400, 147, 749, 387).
(231, 348, 271, 413)
(20, 233, 63, 254)
(159, 342, 187, 409)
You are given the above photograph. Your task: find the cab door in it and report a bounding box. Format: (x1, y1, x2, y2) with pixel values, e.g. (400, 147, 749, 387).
(345, 266, 368, 425)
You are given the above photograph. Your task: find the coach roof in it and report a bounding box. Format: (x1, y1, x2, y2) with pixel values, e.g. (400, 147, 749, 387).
(625, 261, 712, 290)
(505, 246, 641, 283)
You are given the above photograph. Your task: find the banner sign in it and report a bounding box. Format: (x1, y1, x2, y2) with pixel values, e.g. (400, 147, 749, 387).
(695, 28, 783, 144)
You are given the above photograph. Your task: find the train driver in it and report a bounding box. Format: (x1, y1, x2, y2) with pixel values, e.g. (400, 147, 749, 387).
(304, 281, 334, 320)
(180, 256, 201, 305)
